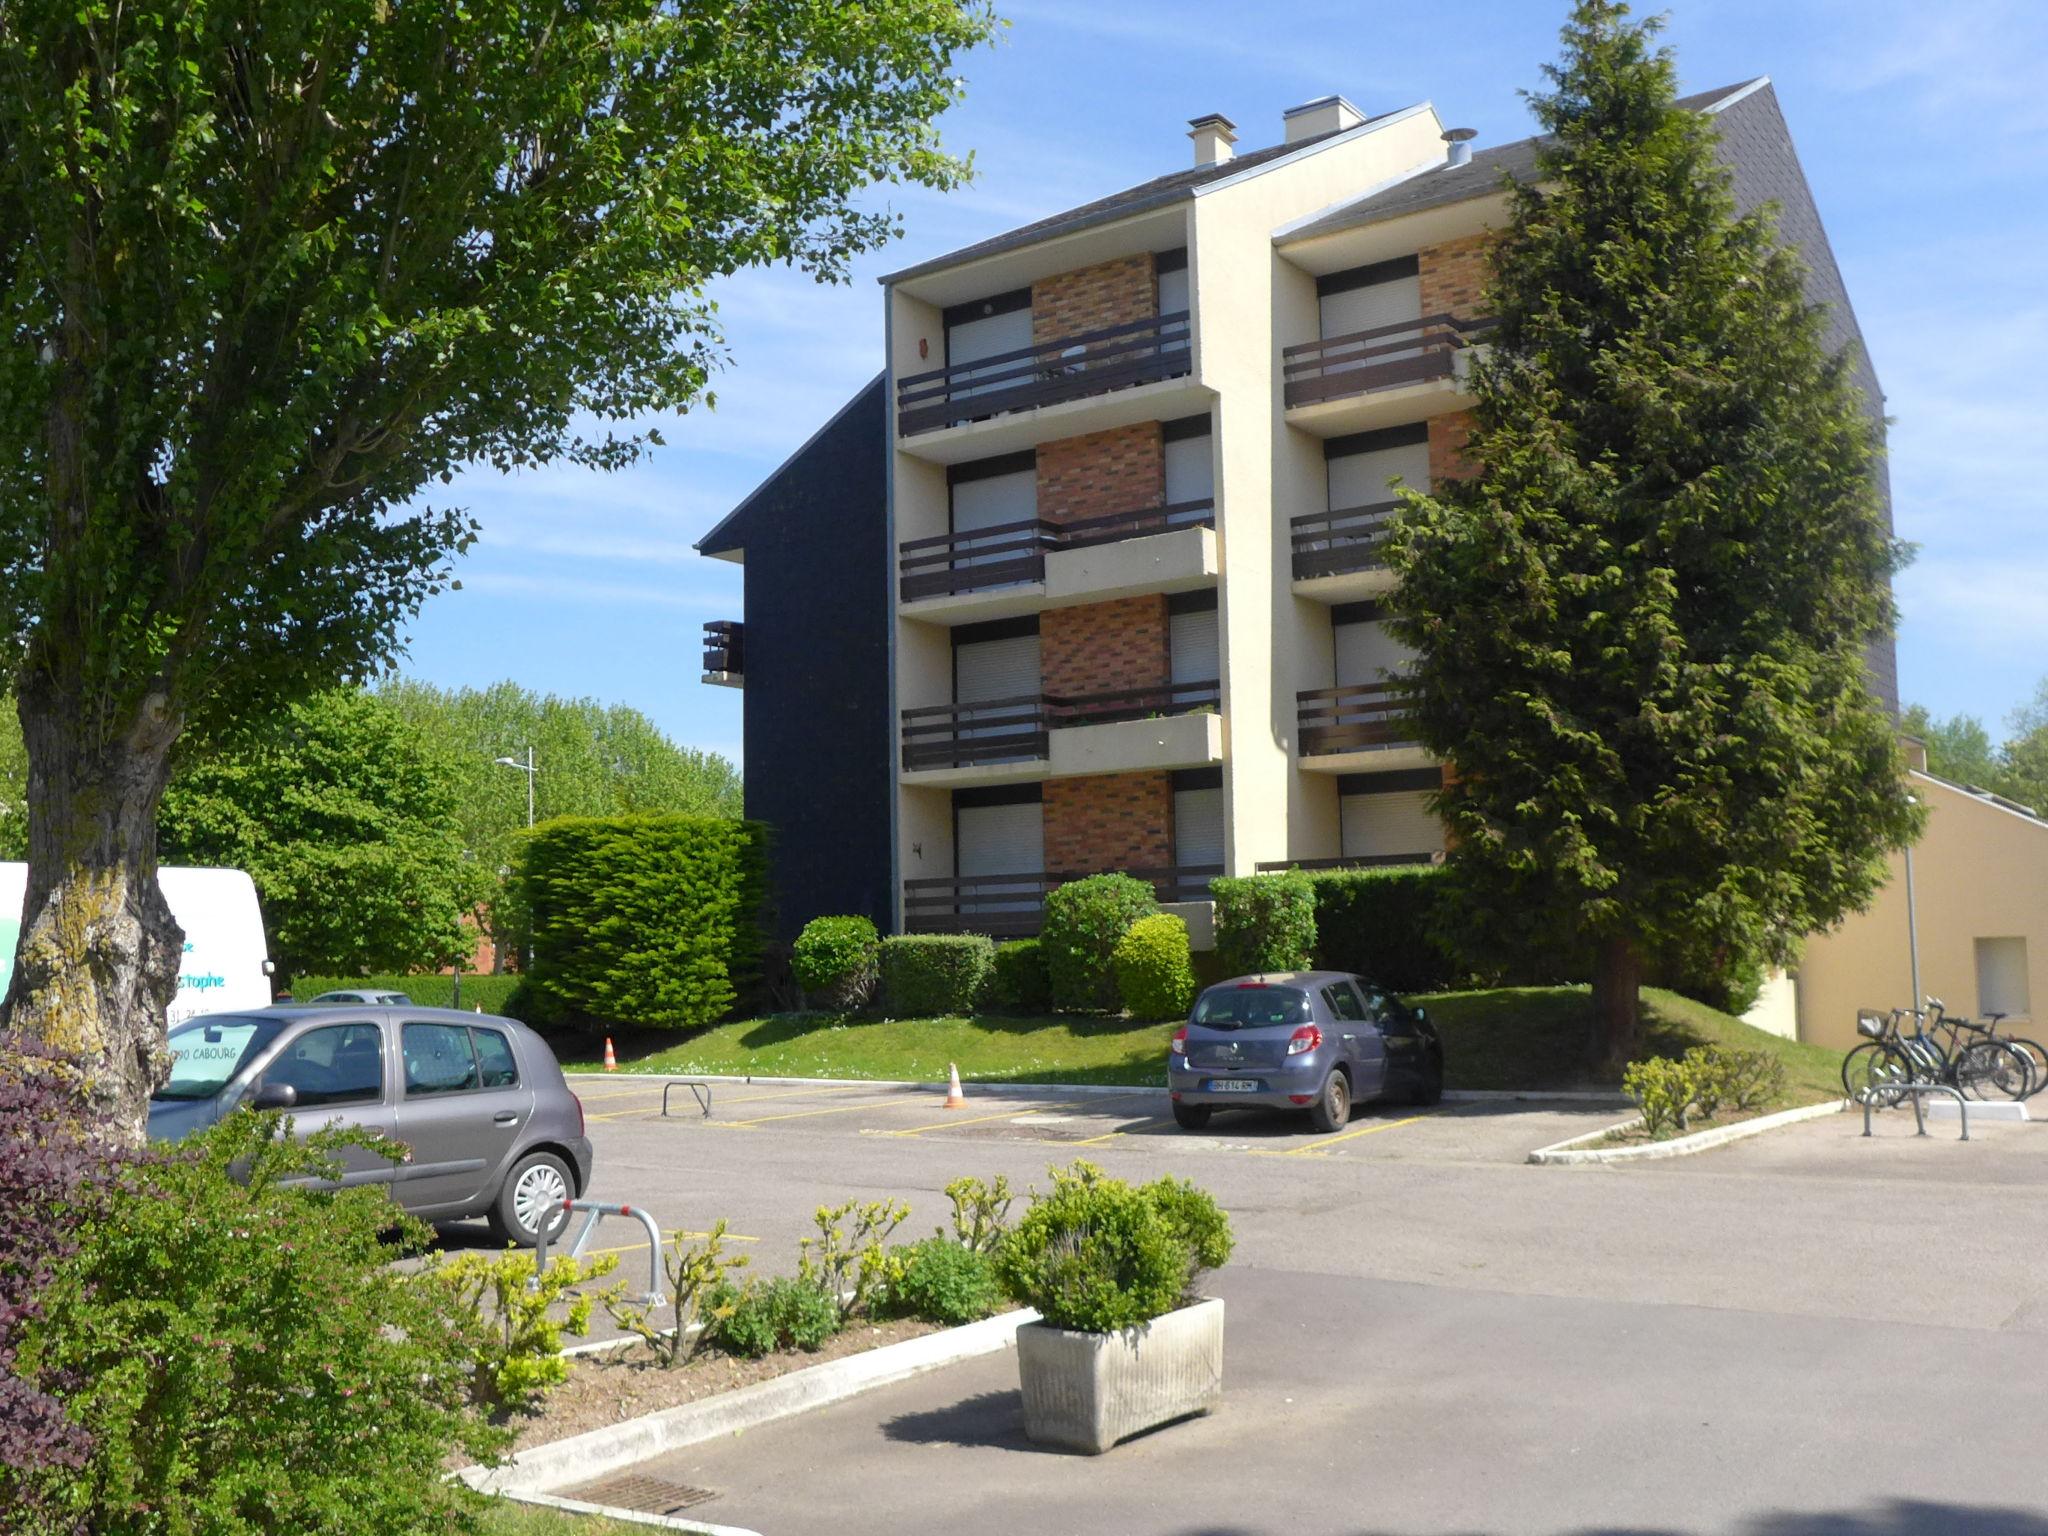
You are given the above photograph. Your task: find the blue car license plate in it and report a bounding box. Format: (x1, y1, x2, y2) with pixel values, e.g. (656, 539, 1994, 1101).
(1205, 1078, 1261, 1093)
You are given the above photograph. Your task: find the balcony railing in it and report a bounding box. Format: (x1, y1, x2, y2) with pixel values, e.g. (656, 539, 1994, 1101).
(904, 863, 1225, 936)
(900, 499, 1215, 603)
(1254, 853, 1439, 873)
(1297, 680, 1418, 757)
(702, 620, 743, 678)
(1282, 313, 1493, 411)
(902, 681, 1220, 771)
(896, 311, 1192, 437)
(1291, 499, 1398, 581)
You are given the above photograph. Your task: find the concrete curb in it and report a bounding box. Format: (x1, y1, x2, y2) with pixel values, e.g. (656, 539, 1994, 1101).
(492, 1488, 761, 1536)
(1527, 1099, 1846, 1165)
(565, 1071, 1631, 1106)
(461, 1307, 1038, 1498)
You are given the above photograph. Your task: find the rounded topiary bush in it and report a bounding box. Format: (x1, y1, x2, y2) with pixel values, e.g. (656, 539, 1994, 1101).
(792, 915, 880, 1011)
(1040, 872, 1158, 1013)
(1112, 913, 1196, 1020)
(1211, 869, 1317, 977)
(878, 933, 995, 1016)
(990, 938, 1052, 1014)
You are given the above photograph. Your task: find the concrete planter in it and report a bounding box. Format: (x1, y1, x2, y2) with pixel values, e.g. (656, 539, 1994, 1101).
(1016, 1297, 1224, 1454)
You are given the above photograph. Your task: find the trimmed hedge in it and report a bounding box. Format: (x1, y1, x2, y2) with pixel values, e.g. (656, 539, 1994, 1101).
(1211, 869, 1316, 976)
(286, 972, 528, 1018)
(1112, 914, 1196, 1021)
(1041, 872, 1157, 1013)
(989, 939, 1052, 1014)
(515, 814, 769, 1031)
(792, 916, 880, 1011)
(1303, 865, 1460, 993)
(879, 934, 995, 1016)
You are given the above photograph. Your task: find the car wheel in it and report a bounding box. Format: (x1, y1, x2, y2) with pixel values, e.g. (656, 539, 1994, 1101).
(489, 1150, 573, 1247)
(1172, 1101, 1213, 1131)
(1308, 1069, 1351, 1133)
(1413, 1051, 1444, 1107)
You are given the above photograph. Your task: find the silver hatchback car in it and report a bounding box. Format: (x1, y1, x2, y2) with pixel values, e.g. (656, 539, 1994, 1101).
(149, 1005, 594, 1245)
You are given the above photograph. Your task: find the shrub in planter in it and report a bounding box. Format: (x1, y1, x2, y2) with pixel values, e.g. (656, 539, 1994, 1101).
(792, 915, 880, 1011)
(885, 1238, 1003, 1326)
(878, 934, 994, 1016)
(1113, 914, 1196, 1020)
(1210, 870, 1316, 977)
(990, 938, 1053, 1014)
(1041, 872, 1158, 1012)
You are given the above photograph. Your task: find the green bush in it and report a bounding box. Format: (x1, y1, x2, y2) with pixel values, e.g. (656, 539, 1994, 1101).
(514, 813, 769, 1031)
(878, 934, 994, 1016)
(428, 1247, 617, 1411)
(1041, 873, 1157, 1012)
(1112, 913, 1196, 1020)
(1622, 1045, 1783, 1139)
(1210, 870, 1317, 977)
(715, 1276, 839, 1358)
(989, 938, 1053, 1014)
(1622, 1056, 1696, 1138)
(7, 1112, 501, 1534)
(994, 1161, 1233, 1333)
(885, 1238, 1003, 1326)
(792, 915, 880, 1011)
(287, 971, 528, 1017)
(1302, 865, 1459, 992)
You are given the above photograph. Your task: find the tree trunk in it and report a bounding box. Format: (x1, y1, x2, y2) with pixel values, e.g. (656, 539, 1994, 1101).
(1589, 934, 1643, 1075)
(2, 676, 185, 1147)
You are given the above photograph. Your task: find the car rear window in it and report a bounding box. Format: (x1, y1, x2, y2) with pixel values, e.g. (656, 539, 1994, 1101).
(472, 1029, 519, 1089)
(1191, 986, 1312, 1028)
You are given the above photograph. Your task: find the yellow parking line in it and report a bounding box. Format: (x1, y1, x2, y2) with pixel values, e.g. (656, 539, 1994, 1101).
(571, 1232, 761, 1255)
(888, 1105, 1046, 1138)
(1064, 1116, 1175, 1146)
(729, 1097, 905, 1128)
(582, 1083, 877, 1121)
(1279, 1110, 1439, 1156)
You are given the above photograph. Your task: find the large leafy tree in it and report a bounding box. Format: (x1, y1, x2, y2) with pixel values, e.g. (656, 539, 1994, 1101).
(1904, 679, 2048, 814)
(1384, 0, 1921, 1067)
(0, 0, 996, 1138)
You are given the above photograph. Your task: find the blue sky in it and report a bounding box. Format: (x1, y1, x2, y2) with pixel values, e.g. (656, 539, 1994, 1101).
(390, 0, 2048, 766)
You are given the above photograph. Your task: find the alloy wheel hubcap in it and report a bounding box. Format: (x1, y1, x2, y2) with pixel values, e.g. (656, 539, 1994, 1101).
(514, 1162, 569, 1232)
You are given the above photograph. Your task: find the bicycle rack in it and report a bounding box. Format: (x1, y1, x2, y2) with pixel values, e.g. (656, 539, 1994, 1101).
(663, 1079, 713, 1118)
(1858, 1083, 1969, 1142)
(531, 1199, 665, 1303)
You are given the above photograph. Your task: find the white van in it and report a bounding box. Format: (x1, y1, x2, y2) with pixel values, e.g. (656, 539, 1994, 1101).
(0, 864, 274, 1022)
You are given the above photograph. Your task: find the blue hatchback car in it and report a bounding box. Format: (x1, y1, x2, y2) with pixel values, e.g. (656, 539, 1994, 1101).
(1167, 971, 1444, 1132)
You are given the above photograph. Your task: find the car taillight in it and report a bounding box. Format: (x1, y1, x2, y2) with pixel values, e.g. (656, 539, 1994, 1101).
(1170, 1026, 1188, 1056)
(572, 1091, 585, 1137)
(1286, 1025, 1322, 1056)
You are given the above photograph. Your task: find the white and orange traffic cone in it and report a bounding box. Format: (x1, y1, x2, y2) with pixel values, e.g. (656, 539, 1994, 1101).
(943, 1062, 967, 1109)
(603, 1036, 618, 1072)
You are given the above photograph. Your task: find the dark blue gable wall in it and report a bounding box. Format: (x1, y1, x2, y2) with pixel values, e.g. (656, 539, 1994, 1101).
(729, 377, 892, 938)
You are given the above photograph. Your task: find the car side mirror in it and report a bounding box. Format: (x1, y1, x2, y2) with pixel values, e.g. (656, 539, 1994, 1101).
(249, 1081, 298, 1111)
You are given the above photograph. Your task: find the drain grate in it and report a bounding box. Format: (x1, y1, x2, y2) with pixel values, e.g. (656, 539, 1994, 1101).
(562, 1471, 719, 1516)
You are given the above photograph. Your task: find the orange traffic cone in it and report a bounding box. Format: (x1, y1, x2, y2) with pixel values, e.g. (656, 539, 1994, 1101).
(943, 1062, 967, 1109)
(603, 1037, 618, 1072)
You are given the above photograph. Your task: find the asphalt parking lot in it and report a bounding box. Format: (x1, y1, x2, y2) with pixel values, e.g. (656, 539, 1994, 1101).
(459, 1075, 2048, 1534)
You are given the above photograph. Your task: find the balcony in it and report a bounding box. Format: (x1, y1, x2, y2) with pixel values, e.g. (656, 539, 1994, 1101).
(904, 864, 1224, 939)
(1255, 854, 1440, 873)
(894, 312, 1204, 462)
(1291, 499, 1398, 602)
(900, 680, 1223, 788)
(701, 620, 743, 688)
(1296, 680, 1432, 773)
(899, 499, 1218, 623)
(1282, 314, 1493, 438)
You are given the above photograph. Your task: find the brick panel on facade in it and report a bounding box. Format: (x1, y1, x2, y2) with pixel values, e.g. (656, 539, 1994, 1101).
(1044, 772, 1174, 875)
(1417, 232, 1493, 321)
(1036, 423, 1165, 525)
(1429, 411, 1478, 485)
(1032, 254, 1159, 354)
(1041, 595, 1171, 699)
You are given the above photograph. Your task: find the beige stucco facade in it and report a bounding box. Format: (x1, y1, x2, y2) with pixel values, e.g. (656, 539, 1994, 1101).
(1793, 772, 2048, 1050)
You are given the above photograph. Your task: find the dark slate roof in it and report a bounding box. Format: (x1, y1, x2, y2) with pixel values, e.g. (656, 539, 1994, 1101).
(1283, 81, 1762, 242)
(880, 109, 1419, 285)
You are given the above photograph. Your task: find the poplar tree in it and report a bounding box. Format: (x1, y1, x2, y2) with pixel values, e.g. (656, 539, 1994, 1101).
(1383, 0, 1921, 1066)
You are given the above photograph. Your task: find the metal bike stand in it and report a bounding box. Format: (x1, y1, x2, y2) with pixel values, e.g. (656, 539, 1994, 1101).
(663, 1079, 713, 1118)
(1858, 1083, 1969, 1141)
(531, 1199, 665, 1303)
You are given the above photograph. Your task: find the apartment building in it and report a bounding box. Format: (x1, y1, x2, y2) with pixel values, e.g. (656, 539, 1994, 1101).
(698, 78, 1893, 946)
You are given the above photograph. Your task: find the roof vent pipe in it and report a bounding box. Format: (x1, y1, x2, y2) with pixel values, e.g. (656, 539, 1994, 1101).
(1188, 113, 1238, 167)
(1443, 127, 1477, 167)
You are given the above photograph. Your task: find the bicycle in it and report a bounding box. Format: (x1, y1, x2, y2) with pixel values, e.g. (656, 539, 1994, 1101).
(1957, 1011, 2047, 1101)
(1840, 999, 2033, 1105)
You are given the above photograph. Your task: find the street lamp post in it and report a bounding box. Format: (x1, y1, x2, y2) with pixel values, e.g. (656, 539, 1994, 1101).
(494, 748, 536, 828)
(1902, 794, 1922, 1011)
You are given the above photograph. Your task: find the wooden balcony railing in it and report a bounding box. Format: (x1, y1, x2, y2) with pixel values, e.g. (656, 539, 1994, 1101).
(903, 863, 1225, 936)
(702, 620, 743, 677)
(899, 499, 1215, 603)
(901, 681, 1221, 772)
(1254, 853, 1439, 873)
(1297, 679, 1419, 757)
(1291, 499, 1399, 581)
(1282, 313, 1493, 411)
(896, 310, 1192, 437)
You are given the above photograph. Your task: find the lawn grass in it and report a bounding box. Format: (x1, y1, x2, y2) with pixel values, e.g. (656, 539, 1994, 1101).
(548, 984, 1841, 1104)
(478, 1500, 640, 1535)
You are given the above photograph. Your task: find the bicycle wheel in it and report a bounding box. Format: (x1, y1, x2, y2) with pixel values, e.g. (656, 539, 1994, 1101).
(1955, 1040, 2032, 1102)
(1841, 1042, 1911, 1106)
(2005, 1038, 2048, 1099)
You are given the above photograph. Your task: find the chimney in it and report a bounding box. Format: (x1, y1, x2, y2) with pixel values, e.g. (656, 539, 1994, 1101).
(1282, 94, 1365, 145)
(1442, 127, 1477, 166)
(1188, 113, 1238, 167)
